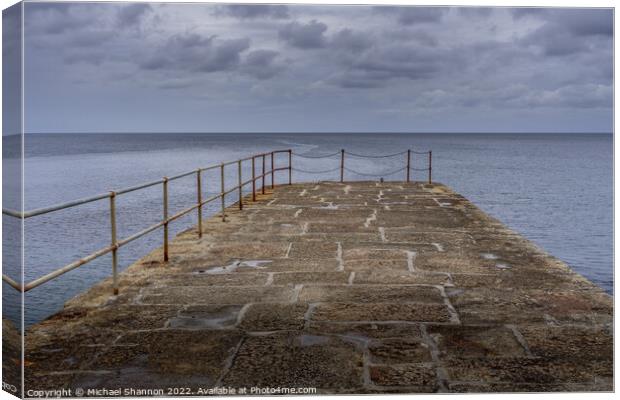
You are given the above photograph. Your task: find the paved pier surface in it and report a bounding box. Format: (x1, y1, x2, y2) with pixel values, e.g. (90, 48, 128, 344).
(25, 182, 612, 394)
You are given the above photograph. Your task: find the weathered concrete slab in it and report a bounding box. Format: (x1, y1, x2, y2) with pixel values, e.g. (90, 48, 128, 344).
(24, 182, 613, 394)
(221, 333, 364, 390)
(311, 302, 454, 323)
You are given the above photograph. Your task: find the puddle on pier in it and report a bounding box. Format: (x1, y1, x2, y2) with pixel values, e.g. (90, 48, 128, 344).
(297, 334, 331, 347)
(480, 253, 499, 260)
(168, 305, 242, 330)
(194, 260, 272, 275)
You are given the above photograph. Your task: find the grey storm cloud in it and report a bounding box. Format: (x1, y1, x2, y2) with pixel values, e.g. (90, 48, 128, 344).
(140, 33, 250, 73)
(413, 82, 612, 110)
(34, 6, 91, 35)
(116, 3, 153, 28)
(519, 9, 612, 57)
(64, 50, 106, 66)
(551, 9, 613, 37)
(512, 8, 612, 37)
(68, 30, 115, 47)
(457, 7, 494, 18)
(279, 20, 328, 49)
(329, 44, 450, 89)
(218, 4, 289, 19)
(330, 29, 373, 53)
(373, 6, 445, 25)
(19, 4, 613, 133)
(241, 49, 283, 79)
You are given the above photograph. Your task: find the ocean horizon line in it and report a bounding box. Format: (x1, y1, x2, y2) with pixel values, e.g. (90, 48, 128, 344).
(3, 131, 614, 137)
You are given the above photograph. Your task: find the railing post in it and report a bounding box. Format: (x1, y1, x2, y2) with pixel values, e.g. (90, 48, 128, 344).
(406, 149, 411, 183)
(271, 151, 275, 189)
(196, 169, 202, 238)
(163, 177, 169, 262)
(220, 163, 226, 222)
(428, 151, 432, 184)
(238, 159, 243, 210)
(340, 149, 345, 183)
(109, 192, 118, 295)
(262, 154, 266, 195)
(252, 156, 256, 201)
(288, 149, 292, 185)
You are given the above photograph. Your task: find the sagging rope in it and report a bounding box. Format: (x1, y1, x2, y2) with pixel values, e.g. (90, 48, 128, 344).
(292, 166, 341, 174)
(343, 166, 407, 177)
(345, 150, 408, 158)
(292, 151, 340, 159)
(294, 149, 430, 159)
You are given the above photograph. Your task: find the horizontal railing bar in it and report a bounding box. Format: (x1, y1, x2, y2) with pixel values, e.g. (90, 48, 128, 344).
(24, 245, 115, 291)
(115, 178, 164, 195)
(2, 274, 22, 291)
(168, 170, 197, 182)
(167, 203, 199, 223)
(236, 150, 288, 162)
(2, 209, 22, 218)
(201, 194, 221, 205)
(2, 150, 293, 219)
(223, 187, 238, 196)
(10, 192, 112, 219)
(23, 202, 205, 291)
(200, 164, 220, 172)
(117, 221, 165, 248)
(252, 168, 277, 180)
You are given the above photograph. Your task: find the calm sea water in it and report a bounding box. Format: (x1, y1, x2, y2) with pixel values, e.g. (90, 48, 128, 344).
(2, 133, 613, 327)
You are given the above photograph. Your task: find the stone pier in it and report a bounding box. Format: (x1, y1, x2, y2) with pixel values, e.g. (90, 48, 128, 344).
(24, 182, 612, 394)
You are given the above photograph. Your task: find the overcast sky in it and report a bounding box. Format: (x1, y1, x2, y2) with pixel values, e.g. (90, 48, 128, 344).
(18, 3, 614, 133)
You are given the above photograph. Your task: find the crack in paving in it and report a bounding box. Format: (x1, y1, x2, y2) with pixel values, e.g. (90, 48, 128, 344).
(406, 250, 417, 272)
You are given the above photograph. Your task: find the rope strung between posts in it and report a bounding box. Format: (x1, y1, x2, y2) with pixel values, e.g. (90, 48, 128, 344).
(292, 151, 340, 159)
(343, 166, 407, 177)
(345, 150, 408, 158)
(293, 149, 430, 158)
(292, 166, 341, 174)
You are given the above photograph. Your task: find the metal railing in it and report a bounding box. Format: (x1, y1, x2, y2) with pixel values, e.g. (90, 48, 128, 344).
(2, 148, 431, 294)
(2, 149, 292, 293)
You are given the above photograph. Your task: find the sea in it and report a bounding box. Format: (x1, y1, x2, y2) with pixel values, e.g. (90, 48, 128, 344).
(1, 132, 614, 327)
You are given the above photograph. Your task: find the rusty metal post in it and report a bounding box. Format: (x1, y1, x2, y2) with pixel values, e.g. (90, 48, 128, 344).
(340, 149, 345, 183)
(262, 154, 266, 195)
(271, 151, 275, 189)
(428, 151, 432, 184)
(163, 177, 169, 262)
(109, 192, 118, 295)
(220, 163, 226, 222)
(252, 156, 256, 201)
(238, 159, 243, 210)
(196, 169, 202, 238)
(288, 149, 292, 185)
(406, 149, 411, 183)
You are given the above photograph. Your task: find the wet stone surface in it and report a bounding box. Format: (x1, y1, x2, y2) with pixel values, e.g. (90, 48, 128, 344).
(23, 182, 613, 394)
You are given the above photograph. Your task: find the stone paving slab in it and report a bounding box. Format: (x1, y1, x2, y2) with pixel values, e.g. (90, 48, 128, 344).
(23, 181, 613, 394)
